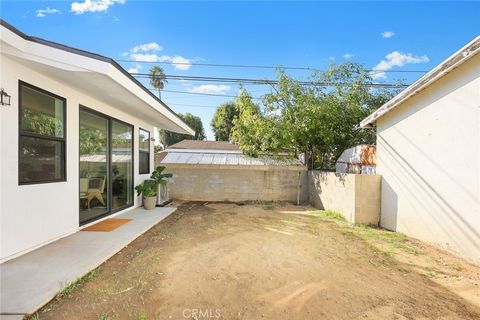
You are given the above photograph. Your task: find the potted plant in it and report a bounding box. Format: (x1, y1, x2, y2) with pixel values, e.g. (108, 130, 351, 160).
(135, 179, 157, 210)
(150, 166, 173, 205)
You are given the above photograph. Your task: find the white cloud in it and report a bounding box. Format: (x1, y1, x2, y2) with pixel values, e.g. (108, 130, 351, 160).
(36, 7, 62, 17)
(131, 42, 162, 53)
(126, 41, 193, 70)
(167, 56, 192, 70)
(130, 53, 160, 62)
(343, 53, 354, 59)
(189, 85, 230, 94)
(371, 51, 429, 80)
(127, 63, 142, 73)
(130, 53, 192, 70)
(381, 31, 395, 39)
(71, 0, 125, 15)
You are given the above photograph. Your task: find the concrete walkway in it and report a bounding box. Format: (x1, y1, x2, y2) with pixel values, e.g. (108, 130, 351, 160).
(0, 206, 175, 319)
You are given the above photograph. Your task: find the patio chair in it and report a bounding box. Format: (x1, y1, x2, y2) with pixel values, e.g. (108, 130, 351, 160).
(79, 178, 89, 208)
(87, 176, 106, 209)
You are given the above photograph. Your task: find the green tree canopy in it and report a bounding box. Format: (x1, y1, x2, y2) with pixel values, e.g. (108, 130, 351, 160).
(231, 62, 401, 169)
(211, 101, 239, 141)
(160, 112, 206, 147)
(231, 89, 284, 157)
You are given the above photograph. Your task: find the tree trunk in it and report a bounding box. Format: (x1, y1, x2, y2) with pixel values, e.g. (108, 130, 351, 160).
(304, 149, 314, 170)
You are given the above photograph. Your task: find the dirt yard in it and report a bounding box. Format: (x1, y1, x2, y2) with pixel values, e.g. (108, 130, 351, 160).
(34, 202, 480, 319)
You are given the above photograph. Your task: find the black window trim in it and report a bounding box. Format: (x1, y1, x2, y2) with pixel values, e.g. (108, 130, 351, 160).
(139, 127, 150, 175)
(18, 80, 67, 185)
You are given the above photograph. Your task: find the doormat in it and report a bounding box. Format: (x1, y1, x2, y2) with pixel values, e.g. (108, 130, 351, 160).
(82, 218, 132, 232)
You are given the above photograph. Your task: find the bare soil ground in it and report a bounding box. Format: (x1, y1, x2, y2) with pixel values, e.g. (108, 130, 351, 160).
(33, 202, 480, 319)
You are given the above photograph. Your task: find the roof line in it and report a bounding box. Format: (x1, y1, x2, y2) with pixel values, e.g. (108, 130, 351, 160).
(360, 35, 480, 127)
(0, 19, 193, 135)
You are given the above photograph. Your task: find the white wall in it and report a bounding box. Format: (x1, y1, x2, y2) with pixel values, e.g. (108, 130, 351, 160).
(377, 54, 480, 263)
(0, 55, 156, 262)
(308, 171, 381, 225)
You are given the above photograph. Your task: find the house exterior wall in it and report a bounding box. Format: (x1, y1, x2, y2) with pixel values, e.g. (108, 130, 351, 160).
(308, 171, 381, 224)
(0, 55, 156, 262)
(376, 54, 480, 263)
(162, 164, 308, 202)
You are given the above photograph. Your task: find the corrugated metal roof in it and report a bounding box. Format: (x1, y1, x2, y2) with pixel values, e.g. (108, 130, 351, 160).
(159, 151, 303, 166)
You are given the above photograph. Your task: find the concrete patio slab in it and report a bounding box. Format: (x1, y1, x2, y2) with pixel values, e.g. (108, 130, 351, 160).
(0, 206, 175, 319)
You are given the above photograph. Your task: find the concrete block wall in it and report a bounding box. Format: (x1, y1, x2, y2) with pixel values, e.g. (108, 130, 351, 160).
(162, 164, 380, 225)
(163, 164, 308, 203)
(308, 171, 381, 225)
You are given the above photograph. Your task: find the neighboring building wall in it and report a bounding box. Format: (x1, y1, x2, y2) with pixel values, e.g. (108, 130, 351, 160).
(0, 55, 156, 262)
(308, 171, 381, 224)
(376, 54, 480, 263)
(164, 164, 308, 202)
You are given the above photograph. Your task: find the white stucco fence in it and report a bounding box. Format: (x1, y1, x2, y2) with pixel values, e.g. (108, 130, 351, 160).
(308, 171, 381, 225)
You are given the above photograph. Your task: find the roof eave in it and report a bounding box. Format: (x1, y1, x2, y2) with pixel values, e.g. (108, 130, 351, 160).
(0, 19, 195, 136)
(360, 35, 480, 128)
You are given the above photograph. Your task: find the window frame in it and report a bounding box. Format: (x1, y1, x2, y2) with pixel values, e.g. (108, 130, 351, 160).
(18, 81, 67, 185)
(138, 128, 151, 175)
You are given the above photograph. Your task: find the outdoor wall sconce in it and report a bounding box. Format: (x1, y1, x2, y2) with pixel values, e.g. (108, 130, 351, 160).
(0, 88, 11, 106)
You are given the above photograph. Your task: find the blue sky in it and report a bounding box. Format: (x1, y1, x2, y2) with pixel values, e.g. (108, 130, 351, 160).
(1, 1, 479, 140)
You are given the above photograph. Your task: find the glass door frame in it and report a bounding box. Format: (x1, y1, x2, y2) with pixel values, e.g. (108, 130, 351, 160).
(79, 105, 134, 226)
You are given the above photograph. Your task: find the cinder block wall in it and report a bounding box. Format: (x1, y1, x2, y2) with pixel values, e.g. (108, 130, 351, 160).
(308, 171, 381, 225)
(164, 164, 308, 202)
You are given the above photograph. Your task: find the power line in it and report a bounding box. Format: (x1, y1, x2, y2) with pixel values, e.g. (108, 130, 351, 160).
(156, 89, 262, 99)
(138, 74, 408, 88)
(168, 103, 218, 109)
(119, 59, 428, 73)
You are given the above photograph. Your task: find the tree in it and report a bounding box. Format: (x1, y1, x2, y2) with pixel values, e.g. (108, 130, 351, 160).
(160, 113, 206, 146)
(232, 63, 401, 169)
(149, 65, 167, 99)
(211, 102, 239, 141)
(231, 88, 287, 157)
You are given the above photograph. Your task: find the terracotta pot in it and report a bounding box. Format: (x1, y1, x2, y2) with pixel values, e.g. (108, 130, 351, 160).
(143, 196, 157, 210)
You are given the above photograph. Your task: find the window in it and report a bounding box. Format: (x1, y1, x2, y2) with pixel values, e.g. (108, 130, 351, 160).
(19, 82, 66, 184)
(139, 128, 150, 174)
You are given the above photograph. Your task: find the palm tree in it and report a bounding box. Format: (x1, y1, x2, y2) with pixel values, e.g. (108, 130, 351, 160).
(149, 65, 168, 99)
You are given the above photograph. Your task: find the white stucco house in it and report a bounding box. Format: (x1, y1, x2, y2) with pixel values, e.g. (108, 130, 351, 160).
(0, 20, 194, 263)
(361, 36, 480, 263)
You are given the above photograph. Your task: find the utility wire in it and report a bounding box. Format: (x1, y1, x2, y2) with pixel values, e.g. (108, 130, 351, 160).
(156, 89, 262, 99)
(119, 59, 428, 73)
(169, 103, 219, 109)
(137, 74, 408, 88)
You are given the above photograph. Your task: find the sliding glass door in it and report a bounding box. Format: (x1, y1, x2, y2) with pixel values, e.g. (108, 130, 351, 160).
(111, 120, 133, 210)
(79, 107, 133, 225)
(79, 110, 109, 223)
